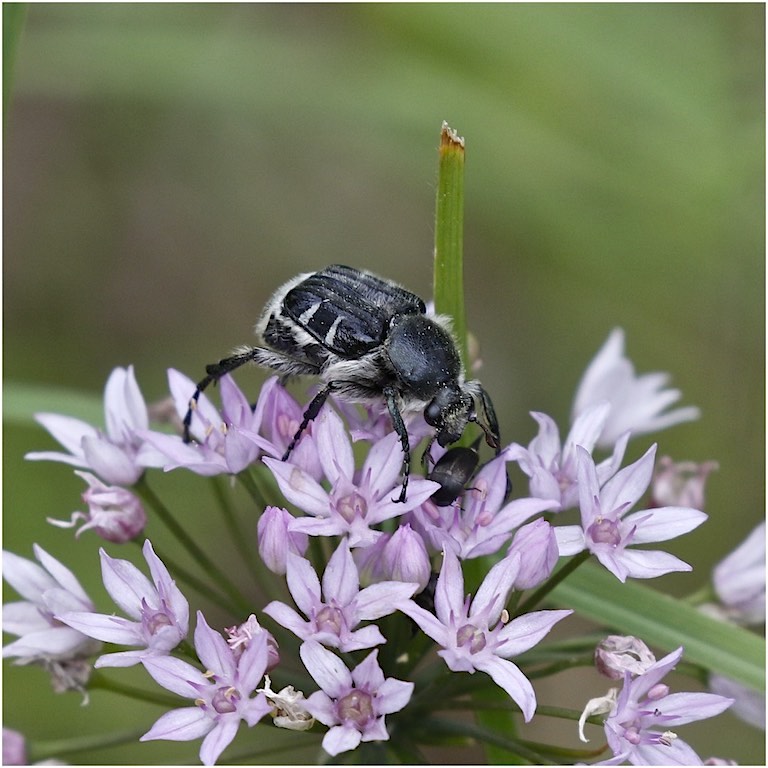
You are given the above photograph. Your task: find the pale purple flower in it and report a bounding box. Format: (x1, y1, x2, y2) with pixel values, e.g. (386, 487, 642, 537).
(650, 456, 719, 510)
(708, 674, 764, 731)
(506, 404, 629, 510)
(254, 377, 323, 480)
(2, 729, 27, 765)
(554, 445, 707, 582)
(595, 647, 733, 765)
(138, 369, 273, 476)
(47, 470, 146, 543)
(398, 548, 572, 721)
(410, 452, 558, 559)
(140, 611, 272, 766)
(264, 408, 438, 548)
(594, 635, 657, 680)
(57, 540, 189, 667)
(256, 506, 309, 575)
(225, 614, 280, 671)
(3, 545, 100, 665)
(299, 640, 414, 756)
(572, 328, 700, 449)
(712, 521, 765, 625)
(505, 518, 559, 590)
(263, 540, 419, 652)
(333, 396, 433, 447)
(25, 366, 158, 485)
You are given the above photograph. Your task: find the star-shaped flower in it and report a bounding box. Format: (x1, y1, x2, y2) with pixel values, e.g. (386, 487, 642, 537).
(594, 647, 733, 765)
(25, 366, 158, 485)
(57, 539, 189, 667)
(554, 445, 708, 582)
(264, 408, 438, 548)
(571, 328, 700, 449)
(140, 611, 272, 765)
(264, 540, 418, 652)
(506, 403, 629, 510)
(138, 369, 273, 476)
(398, 548, 571, 721)
(299, 641, 414, 756)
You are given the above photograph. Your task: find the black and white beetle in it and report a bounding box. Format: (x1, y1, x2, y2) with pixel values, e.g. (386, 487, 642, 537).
(183, 264, 501, 501)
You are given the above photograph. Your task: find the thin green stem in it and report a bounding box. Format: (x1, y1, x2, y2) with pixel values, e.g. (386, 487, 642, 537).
(238, 464, 278, 507)
(210, 474, 261, 583)
(515, 551, 590, 616)
(88, 670, 180, 709)
(134, 475, 252, 616)
(28, 728, 147, 764)
(433, 120, 468, 368)
(417, 717, 552, 764)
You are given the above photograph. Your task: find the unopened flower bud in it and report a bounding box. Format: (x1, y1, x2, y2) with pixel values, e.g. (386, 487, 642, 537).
(257, 506, 308, 575)
(381, 524, 431, 591)
(506, 519, 558, 589)
(595, 635, 656, 679)
(352, 535, 389, 585)
(651, 456, 718, 510)
(48, 471, 146, 543)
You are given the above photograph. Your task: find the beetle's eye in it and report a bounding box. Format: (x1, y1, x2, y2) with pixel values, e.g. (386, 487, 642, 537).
(424, 400, 442, 427)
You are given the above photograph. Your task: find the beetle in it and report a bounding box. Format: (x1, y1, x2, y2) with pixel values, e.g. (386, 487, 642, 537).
(426, 445, 480, 506)
(183, 264, 500, 501)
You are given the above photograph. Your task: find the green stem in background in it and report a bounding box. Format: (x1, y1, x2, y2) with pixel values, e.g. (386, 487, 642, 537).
(2, 3, 27, 128)
(515, 550, 591, 616)
(134, 475, 252, 616)
(433, 120, 468, 369)
(210, 474, 261, 584)
(27, 727, 149, 764)
(88, 670, 180, 709)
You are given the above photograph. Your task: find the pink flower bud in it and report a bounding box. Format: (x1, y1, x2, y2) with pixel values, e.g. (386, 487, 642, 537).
(48, 471, 146, 543)
(506, 518, 558, 589)
(381, 525, 431, 591)
(257, 506, 308, 575)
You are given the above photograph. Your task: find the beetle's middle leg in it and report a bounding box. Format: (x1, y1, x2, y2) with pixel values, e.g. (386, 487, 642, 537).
(383, 386, 410, 503)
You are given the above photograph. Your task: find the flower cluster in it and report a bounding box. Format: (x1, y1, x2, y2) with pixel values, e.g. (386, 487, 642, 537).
(3, 329, 752, 765)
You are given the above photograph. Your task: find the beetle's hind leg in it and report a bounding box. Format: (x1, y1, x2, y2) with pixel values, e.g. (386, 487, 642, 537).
(183, 346, 320, 443)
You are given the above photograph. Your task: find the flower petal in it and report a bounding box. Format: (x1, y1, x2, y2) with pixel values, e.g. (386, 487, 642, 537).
(473, 655, 536, 722)
(141, 706, 212, 743)
(300, 640, 351, 699)
(200, 717, 239, 766)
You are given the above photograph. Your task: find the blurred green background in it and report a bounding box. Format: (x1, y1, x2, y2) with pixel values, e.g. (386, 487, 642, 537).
(3, 3, 764, 764)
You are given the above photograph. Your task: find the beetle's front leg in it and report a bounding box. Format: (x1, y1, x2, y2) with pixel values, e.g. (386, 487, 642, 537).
(383, 386, 410, 503)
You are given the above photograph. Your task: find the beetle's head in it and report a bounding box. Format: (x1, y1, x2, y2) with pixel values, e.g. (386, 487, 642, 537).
(424, 386, 474, 447)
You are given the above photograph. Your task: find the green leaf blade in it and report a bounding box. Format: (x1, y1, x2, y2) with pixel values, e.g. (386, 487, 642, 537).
(550, 562, 764, 692)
